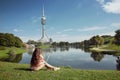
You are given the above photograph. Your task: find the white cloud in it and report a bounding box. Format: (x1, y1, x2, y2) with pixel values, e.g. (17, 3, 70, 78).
(55, 28, 73, 34)
(56, 32, 62, 34)
(99, 32, 115, 36)
(63, 29, 73, 32)
(97, 0, 105, 5)
(78, 26, 106, 31)
(20, 36, 40, 42)
(111, 23, 120, 28)
(19, 36, 29, 42)
(97, 0, 120, 14)
(13, 29, 23, 32)
(51, 34, 92, 42)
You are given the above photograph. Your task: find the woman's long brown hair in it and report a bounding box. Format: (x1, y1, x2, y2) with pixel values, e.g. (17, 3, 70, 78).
(30, 48, 42, 66)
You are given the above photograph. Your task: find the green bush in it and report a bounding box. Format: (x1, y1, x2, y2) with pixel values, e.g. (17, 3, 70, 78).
(0, 33, 23, 47)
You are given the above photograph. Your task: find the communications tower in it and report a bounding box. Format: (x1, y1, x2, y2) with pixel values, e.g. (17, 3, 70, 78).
(39, 0, 49, 43)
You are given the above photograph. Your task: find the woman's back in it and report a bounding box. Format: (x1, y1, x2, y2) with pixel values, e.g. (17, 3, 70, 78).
(30, 48, 43, 67)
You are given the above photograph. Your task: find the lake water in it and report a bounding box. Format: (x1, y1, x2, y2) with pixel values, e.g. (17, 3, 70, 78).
(1, 47, 120, 70)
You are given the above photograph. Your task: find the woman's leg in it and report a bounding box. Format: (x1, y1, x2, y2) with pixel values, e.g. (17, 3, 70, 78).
(44, 61, 60, 71)
(31, 61, 60, 71)
(30, 63, 45, 71)
(44, 61, 55, 69)
(35, 64, 45, 70)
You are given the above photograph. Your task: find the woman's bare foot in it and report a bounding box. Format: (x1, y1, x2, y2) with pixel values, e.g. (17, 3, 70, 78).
(54, 67, 60, 71)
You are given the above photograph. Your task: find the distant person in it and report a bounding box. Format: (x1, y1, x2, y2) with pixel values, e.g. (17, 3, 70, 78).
(30, 48, 60, 71)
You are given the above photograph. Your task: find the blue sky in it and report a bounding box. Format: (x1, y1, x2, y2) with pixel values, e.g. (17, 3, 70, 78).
(0, 0, 120, 42)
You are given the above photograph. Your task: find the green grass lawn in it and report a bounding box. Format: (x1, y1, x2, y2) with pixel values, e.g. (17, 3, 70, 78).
(0, 47, 26, 58)
(90, 44, 120, 53)
(0, 61, 120, 80)
(103, 44, 120, 51)
(38, 45, 50, 49)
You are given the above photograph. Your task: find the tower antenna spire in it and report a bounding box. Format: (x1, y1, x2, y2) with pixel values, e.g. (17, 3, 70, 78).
(42, 0, 45, 16)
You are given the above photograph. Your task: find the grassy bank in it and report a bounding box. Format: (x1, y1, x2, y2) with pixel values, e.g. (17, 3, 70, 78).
(90, 47, 118, 53)
(103, 44, 120, 51)
(90, 44, 120, 53)
(0, 47, 26, 58)
(38, 45, 50, 49)
(0, 62, 120, 80)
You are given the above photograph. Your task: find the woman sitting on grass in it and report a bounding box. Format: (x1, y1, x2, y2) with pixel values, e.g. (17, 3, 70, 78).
(30, 48, 60, 71)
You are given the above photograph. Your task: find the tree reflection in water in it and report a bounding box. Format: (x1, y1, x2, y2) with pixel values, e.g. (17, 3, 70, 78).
(0, 54, 22, 63)
(60, 47, 69, 52)
(91, 52, 104, 62)
(116, 56, 120, 70)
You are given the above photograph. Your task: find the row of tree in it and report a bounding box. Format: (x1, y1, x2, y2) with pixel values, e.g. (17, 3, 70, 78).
(26, 29, 120, 48)
(0, 33, 23, 47)
(51, 29, 120, 48)
(71, 29, 120, 47)
(26, 40, 69, 47)
(78, 35, 109, 47)
(51, 42, 69, 47)
(115, 29, 120, 45)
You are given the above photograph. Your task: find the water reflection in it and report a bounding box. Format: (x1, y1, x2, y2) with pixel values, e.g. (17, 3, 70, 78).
(0, 54, 22, 63)
(80, 47, 91, 53)
(91, 52, 104, 62)
(0, 47, 120, 70)
(60, 47, 69, 52)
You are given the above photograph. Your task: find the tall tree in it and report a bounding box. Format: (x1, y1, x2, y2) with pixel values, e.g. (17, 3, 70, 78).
(0, 33, 7, 46)
(15, 36, 23, 47)
(5, 33, 16, 47)
(115, 29, 120, 45)
(90, 35, 104, 47)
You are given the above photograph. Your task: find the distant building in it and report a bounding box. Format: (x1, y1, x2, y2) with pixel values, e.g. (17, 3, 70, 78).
(49, 38, 53, 44)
